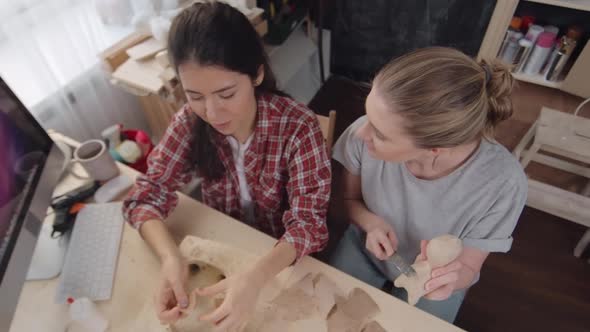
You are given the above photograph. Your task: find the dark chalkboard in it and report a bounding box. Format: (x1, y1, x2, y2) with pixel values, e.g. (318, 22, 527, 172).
(328, 0, 497, 82)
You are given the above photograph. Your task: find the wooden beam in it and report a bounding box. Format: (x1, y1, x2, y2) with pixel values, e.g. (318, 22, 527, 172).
(112, 59, 164, 94)
(477, 0, 519, 60)
(513, 120, 537, 160)
(526, 179, 590, 228)
(539, 145, 590, 165)
(100, 31, 151, 72)
(155, 50, 170, 69)
(521, 149, 590, 178)
(574, 229, 590, 258)
(521, 143, 541, 168)
(126, 38, 166, 61)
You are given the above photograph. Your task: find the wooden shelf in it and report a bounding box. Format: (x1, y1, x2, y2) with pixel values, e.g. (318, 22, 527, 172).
(483, 1, 590, 98)
(511, 72, 562, 89)
(523, 0, 590, 12)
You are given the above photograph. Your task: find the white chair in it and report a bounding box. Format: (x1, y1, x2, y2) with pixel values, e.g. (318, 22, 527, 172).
(513, 99, 590, 261)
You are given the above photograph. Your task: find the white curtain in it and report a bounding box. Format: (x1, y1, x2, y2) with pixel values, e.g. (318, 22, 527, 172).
(0, 0, 150, 141)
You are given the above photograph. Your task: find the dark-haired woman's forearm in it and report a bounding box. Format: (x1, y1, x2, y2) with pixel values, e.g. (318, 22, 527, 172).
(250, 241, 297, 285)
(139, 219, 183, 262)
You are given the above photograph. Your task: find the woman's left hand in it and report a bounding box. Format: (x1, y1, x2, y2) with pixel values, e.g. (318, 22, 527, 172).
(196, 269, 264, 331)
(417, 240, 463, 301)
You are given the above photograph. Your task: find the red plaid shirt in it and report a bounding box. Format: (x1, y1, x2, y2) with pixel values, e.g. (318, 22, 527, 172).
(123, 93, 331, 259)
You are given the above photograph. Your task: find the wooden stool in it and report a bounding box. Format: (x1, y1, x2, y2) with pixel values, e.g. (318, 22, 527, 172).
(513, 106, 590, 261)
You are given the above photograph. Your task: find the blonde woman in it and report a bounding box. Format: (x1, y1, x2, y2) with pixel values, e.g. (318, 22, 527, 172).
(329, 47, 527, 323)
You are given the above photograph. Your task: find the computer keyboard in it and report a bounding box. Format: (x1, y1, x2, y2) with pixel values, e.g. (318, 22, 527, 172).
(55, 202, 125, 304)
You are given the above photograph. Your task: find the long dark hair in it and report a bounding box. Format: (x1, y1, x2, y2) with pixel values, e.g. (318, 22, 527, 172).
(168, 1, 283, 180)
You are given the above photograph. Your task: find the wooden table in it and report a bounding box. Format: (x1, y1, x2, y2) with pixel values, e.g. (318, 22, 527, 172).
(9, 134, 464, 332)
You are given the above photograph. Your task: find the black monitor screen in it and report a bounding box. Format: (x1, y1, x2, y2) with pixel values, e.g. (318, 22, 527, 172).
(0, 78, 52, 283)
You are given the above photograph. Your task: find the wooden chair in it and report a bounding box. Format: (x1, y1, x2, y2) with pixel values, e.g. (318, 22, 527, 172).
(513, 103, 590, 262)
(316, 110, 337, 155)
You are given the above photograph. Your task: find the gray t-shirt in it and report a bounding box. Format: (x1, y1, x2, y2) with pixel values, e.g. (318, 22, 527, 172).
(333, 116, 528, 280)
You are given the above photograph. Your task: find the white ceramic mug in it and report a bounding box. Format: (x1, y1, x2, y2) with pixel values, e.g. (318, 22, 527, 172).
(71, 139, 119, 181)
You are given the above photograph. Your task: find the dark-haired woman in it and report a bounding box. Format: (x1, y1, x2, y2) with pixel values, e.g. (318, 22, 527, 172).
(123, 2, 331, 330)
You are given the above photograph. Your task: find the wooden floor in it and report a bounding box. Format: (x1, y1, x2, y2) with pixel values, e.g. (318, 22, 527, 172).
(309, 76, 590, 332)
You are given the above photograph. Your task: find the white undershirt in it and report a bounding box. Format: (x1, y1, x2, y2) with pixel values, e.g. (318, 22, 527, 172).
(226, 134, 255, 224)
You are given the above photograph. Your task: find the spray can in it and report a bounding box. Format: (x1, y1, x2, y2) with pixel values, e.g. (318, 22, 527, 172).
(544, 27, 582, 81)
(498, 17, 523, 57)
(525, 25, 544, 44)
(524, 32, 555, 75)
(501, 32, 524, 64)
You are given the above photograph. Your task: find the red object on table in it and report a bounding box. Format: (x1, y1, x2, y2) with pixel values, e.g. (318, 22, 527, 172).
(120, 129, 153, 173)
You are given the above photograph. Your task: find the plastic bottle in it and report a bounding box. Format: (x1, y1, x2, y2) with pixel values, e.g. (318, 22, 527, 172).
(498, 17, 523, 57)
(500, 32, 523, 64)
(68, 297, 109, 332)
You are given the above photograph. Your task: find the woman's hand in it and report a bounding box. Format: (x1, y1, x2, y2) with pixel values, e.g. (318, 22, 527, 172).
(417, 240, 463, 301)
(196, 269, 264, 331)
(363, 214, 398, 260)
(155, 255, 190, 323)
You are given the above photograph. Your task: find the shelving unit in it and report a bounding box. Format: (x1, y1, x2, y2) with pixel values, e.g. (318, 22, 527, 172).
(511, 72, 562, 88)
(480, 0, 590, 98)
(524, 0, 590, 12)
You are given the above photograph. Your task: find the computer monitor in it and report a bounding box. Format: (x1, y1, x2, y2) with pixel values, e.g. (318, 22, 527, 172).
(0, 77, 64, 330)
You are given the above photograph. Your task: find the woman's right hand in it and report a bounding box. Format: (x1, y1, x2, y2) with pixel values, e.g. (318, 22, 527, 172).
(363, 214, 398, 260)
(155, 255, 190, 323)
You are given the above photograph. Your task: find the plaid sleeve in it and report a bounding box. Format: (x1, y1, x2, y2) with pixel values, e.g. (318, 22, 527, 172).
(280, 118, 331, 260)
(122, 108, 194, 230)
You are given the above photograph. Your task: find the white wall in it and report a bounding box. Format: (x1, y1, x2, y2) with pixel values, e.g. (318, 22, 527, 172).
(0, 0, 149, 142)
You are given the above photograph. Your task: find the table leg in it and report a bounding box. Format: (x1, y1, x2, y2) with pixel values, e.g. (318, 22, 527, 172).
(520, 143, 542, 169)
(574, 229, 590, 258)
